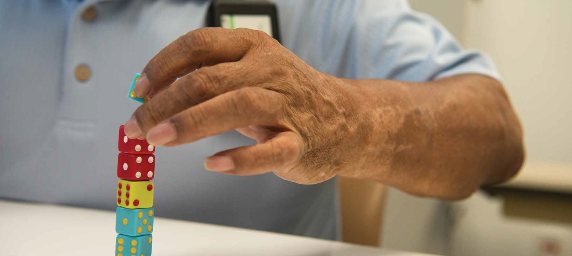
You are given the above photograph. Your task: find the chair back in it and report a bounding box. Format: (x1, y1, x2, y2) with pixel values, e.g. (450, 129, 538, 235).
(339, 176, 387, 246)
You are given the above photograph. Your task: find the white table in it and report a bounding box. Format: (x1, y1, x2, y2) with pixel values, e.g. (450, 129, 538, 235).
(0, 200, 432, 256)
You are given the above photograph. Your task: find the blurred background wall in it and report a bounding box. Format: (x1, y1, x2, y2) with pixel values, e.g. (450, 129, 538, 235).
(381, 0, 572, 255)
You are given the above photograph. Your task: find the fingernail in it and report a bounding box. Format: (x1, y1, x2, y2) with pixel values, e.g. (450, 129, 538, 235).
(124, 116, 143, 139)
(147, 122, 177, 146)
(134, 74, 150, 98)
(204, 156, 235, 172)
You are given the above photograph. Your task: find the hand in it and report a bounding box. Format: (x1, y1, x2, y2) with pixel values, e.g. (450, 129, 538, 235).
(124, 28, 368, 184)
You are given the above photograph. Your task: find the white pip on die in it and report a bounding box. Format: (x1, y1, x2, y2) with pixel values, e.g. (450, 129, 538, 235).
(118, 125, 155, 154)
(117, 153, 155, 181)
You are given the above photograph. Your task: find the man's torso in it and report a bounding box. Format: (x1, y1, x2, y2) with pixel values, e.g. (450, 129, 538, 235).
(1, 0, 388, 240)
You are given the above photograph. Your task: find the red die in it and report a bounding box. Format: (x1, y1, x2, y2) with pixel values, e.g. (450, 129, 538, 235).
(117, 153, 155, 181)
(118, 125, 155, 154)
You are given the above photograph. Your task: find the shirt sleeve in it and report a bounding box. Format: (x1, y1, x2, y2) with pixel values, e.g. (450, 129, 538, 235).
(343, 0, 501, 82)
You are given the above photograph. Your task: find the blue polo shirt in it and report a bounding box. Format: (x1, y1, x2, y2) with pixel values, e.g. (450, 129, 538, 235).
(0, 0, 499, 240)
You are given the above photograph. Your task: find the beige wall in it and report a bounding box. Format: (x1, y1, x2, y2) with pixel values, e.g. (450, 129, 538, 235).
(411, 0, 572, 166)
(455, 1, 572, 255)
(408, 0, 466, 40)
(463, 0, 572, 165)
(382, 1, 572, 255)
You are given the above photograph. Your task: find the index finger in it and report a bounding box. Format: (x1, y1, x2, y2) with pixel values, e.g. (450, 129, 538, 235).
(134, 27, 259, 97)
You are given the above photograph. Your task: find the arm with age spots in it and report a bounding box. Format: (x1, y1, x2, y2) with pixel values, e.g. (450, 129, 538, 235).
(123, 28, 524, 200)
(340, 75, 524, 199)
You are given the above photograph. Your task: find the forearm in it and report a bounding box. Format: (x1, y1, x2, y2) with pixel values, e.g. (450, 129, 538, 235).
(342, 74, 525, 199)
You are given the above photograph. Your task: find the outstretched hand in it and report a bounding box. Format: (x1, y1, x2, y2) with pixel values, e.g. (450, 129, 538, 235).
(123, 28, 367, 184)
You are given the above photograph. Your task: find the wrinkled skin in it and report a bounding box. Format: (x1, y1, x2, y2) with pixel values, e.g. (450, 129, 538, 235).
(124, 28, 524, 199)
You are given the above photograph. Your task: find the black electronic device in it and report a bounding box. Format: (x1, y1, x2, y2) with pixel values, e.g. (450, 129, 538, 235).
(207, 0, 281, 43)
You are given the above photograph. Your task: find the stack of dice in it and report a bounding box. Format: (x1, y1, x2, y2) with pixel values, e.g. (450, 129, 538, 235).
(115, 125, 156, 256)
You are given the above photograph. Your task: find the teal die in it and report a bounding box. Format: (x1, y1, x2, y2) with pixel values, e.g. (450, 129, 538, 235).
(128, 73, 148, 103)
(116, 234, 152, 256)
(116, 207, 154, 236)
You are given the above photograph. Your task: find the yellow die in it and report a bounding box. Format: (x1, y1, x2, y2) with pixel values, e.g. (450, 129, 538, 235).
(117, 180, 154, 209)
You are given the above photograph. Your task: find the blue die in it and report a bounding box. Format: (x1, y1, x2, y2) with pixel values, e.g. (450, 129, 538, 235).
(116, 207, 154, 236)
(127, 73, 149, 103)
(116, 234, 152, 256)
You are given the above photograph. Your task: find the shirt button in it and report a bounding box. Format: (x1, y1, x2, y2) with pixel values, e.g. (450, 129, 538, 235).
(75, 64, 91, 82)
(81, 6, 98, 22)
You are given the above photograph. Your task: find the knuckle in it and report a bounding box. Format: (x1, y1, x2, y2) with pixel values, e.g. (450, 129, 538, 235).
(190, 70, 216, 98)
(183, 29, 215, 62)
(232, 88, 266, 115)
(175, 72, 213, 106)
(258, 66, 291, 88)
(243, 28, 270, 41)
(144, 54, 172, 82)
(254, 30, 273, 42)
(275, 139, 300, 164)
(175, 67, 223, 107)
(235, 28, 273, 49)
(167, 83, 192, 111)
(283, 140, 301, 162)
(267, 141, 280, 166)
(252, 146, 270, 166)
